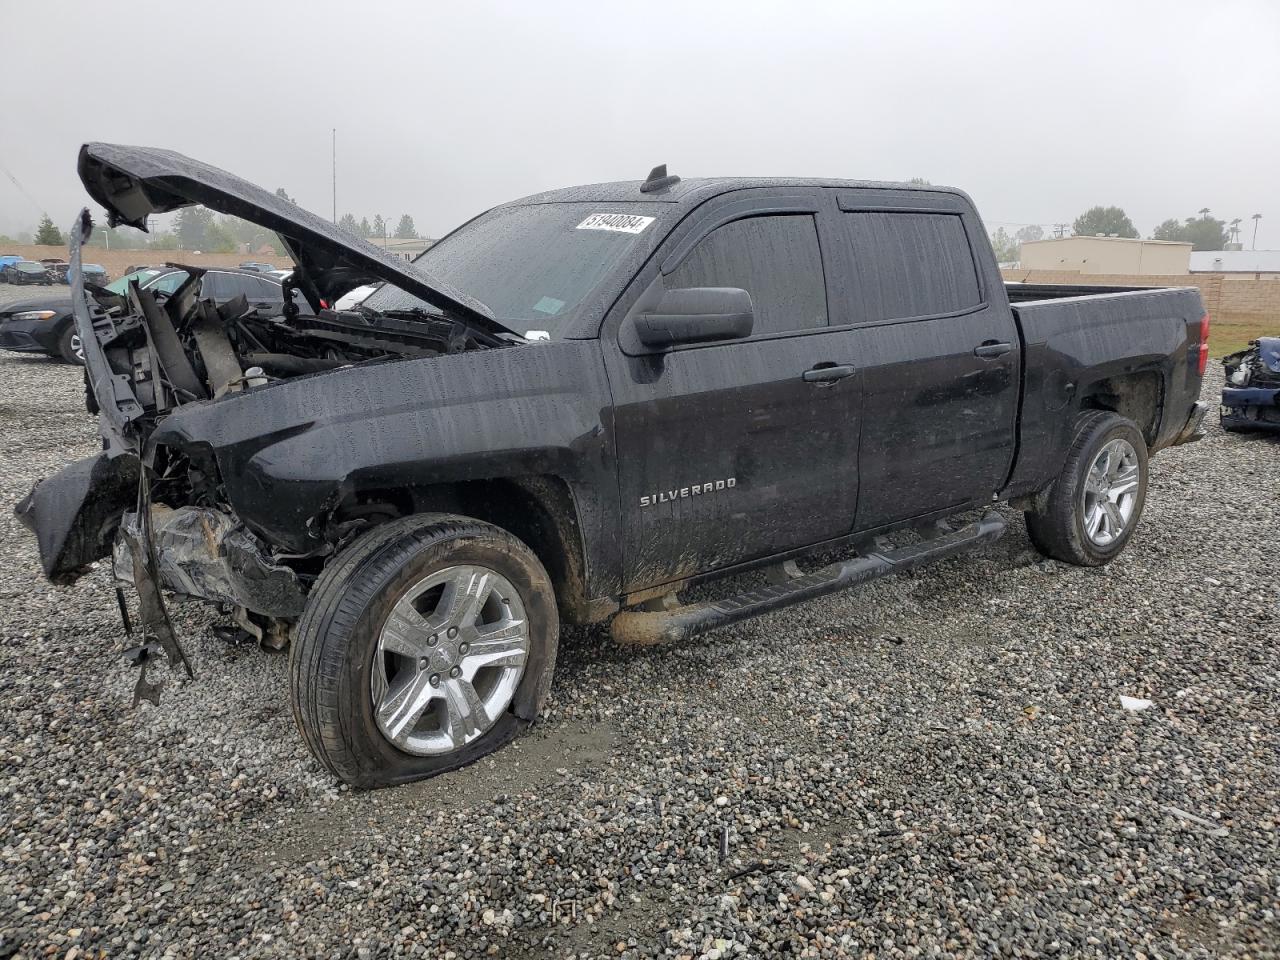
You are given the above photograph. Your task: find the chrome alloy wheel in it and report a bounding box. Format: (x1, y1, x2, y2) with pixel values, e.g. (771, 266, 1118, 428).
(70, 333, 84, 362)
(370, 565, 529, 756)
(1081, 438, 1141, 547)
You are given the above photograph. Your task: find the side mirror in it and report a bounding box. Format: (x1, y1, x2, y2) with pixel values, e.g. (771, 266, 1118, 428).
(634, 287, 754, 348)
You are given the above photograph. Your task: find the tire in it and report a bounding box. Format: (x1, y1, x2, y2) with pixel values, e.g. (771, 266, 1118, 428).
(1024, 411, 1149, 567)
(55, 324, 84, 365)
(290, 514, 559, 788)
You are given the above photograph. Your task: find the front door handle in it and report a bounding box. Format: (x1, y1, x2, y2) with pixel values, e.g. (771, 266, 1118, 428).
(802, 363, 857, 383)
(974, 341, 1013, 359)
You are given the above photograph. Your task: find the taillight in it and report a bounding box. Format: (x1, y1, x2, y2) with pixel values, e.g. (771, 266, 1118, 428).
(1196, 313, 1210, 375)
(319, 299, 329, 309)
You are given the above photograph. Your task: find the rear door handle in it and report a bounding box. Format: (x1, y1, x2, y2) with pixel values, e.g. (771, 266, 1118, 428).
(802, 363, 857, 383)
(974, 341, 1013, 359)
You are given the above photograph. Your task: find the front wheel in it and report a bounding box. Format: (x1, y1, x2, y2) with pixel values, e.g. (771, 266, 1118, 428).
(290, 514, 559, 788)
(1025, 411, 1149, 566)
(56, 324, 85, 365)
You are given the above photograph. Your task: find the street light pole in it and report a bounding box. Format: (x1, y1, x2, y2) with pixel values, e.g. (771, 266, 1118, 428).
(1252, 213, 1262, 250)
(331, 128, 337, 224)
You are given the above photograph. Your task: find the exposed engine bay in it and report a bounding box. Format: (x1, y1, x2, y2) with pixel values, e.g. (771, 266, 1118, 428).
(1224, 337, 1280, 390)
(68, 261, 510, 696)
(1221, 337, 1280, 433)
(17, 142, 527, 706)
(91, 264, 505, 422)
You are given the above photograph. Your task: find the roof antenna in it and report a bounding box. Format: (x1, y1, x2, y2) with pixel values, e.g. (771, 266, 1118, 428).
(640, 164, 680, 194)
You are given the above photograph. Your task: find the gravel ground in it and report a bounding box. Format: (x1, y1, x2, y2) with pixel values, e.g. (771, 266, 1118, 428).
(0, 283, 1276, 958)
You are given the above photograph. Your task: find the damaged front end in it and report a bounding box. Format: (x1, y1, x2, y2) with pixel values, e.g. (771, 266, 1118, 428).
(15, 142, 512, 704)
(1222, 338, 1280, 433)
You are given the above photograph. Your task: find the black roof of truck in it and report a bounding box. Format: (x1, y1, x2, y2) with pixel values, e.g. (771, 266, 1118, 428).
(515, 176, 973, 208)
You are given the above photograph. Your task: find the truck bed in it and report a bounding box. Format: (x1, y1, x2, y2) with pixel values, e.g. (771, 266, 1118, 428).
(1004, 281, 1181, 303)
(1007, 284, 1206, 491)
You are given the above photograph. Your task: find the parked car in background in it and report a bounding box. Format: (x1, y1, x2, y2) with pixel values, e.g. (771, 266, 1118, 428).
(0, 261, 53, 285)
(238, 261, 276, 273)
(0, 264, 308, 364)
(0, 255, 21, 270)
(1222, 339, 1280, 433)
(48, 262, 108, 285)
(334, 282, 379, 309)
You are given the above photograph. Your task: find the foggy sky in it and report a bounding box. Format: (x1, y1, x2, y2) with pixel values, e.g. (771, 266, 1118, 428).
(3, 0, 1278, 245)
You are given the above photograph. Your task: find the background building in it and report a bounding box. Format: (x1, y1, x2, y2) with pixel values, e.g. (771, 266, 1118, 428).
(1189, 250, 1280, 275)
(1019, 236, 1191, 275)
(365, 237, 434, 261)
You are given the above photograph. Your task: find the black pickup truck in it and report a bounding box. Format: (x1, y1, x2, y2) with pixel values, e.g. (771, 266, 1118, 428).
(18, 144, 1209, 788)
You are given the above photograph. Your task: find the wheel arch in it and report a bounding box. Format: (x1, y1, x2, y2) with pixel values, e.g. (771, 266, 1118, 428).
(1076, 369, 1164, 447)
(331, 474, 609, 625)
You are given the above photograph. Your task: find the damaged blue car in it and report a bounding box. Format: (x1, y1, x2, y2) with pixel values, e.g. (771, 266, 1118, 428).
(1222, 338, 1280, 433)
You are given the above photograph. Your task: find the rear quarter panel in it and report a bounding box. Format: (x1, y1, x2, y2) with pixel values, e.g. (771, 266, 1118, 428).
(1009, 286, 1205, 493)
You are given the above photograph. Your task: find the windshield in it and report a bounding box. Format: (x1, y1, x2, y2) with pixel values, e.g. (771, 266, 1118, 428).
(363, 202, 665, 338)
(17, 262, 45, 273)
(105, 269, 162, 295)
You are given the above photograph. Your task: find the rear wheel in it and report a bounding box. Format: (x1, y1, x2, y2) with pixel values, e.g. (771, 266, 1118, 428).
(56, 324, 84, 365)
(290, 514, 559, 788)
(1025, 411, 1148, 566)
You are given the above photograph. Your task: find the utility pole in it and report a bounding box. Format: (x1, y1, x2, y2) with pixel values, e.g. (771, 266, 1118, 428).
(1252, 213, 1262, 250)
(331, 128, 337, 224)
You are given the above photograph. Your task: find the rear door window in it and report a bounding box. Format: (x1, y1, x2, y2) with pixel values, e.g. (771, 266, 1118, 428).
(841, 212, 981, 322)
(240, 275, 284, 300)
(148, 271, 189, 295)
(198, 272, 232, 299)
(666, 215, 827, 336)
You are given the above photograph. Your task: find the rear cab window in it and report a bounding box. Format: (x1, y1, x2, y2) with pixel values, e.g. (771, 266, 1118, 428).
(838, 203, 983, 323)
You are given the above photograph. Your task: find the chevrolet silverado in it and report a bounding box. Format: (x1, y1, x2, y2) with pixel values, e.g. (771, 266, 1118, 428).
(17, 144, 1209, 787)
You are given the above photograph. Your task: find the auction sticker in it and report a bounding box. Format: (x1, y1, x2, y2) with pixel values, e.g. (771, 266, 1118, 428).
(576, 213, 655, 234)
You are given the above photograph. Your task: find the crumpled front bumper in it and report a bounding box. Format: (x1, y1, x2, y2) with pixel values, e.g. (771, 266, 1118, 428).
(16, 451, 307, 618)
(112, 505, 307, 618)
(15, 452, 140, 583)
(1221, 386, 1280, 432)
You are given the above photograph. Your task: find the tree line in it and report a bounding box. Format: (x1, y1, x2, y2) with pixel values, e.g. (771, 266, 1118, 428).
(990, 207, 1259, 263)
(2, 187, 422, 254)
(336, 212, 419, 241)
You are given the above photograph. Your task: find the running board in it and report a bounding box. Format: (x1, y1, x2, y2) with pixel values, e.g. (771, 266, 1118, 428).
(610, 511, 1007, 646)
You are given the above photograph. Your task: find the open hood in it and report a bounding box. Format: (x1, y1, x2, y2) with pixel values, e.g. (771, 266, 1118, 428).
(78, 142, 508, 336)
